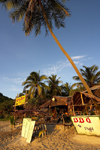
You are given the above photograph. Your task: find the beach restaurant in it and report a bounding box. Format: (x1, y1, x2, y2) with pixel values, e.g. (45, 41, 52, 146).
(49, 96, 72, 116)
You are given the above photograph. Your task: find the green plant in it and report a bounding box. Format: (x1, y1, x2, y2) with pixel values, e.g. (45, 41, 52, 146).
(5, 114, 11, 119)
(0, 114, 4, 119)
(10, 116, 15, 129)
(90, 111, 95, 115)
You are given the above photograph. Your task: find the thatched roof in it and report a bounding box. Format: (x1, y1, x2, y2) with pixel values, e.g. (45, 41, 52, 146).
(39, 100, 51, 109)
(83, 85, 100, 93)
(50, 96, 72, 107)
(72, 91, 100, 106)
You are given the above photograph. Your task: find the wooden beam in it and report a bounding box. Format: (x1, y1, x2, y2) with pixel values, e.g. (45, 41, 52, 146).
(81, 93, 85, 105)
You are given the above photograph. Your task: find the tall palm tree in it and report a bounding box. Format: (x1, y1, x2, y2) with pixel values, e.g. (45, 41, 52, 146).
(46, 74, 62, 96)
(22, 71, 48, 98)
(0, 0, 92, 95)
(72, 65, 100, 88)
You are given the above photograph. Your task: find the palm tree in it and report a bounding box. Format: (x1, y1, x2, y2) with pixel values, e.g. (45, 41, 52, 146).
(46, 74, 62, 96)
(0, 0, 92, 95)
(22, 71, 48, 98)
(72, 65, 100, 88)
(61, 82, 71, 96)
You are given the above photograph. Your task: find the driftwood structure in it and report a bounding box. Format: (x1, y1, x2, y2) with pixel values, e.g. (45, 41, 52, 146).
(70, 85, 100, 115)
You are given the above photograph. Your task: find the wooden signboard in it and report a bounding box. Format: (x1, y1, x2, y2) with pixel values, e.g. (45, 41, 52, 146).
(21, 118, 31, 137)
(71, 115, 100, 136)
(15, 95, 26, 106)
(26, 121, 36, 143)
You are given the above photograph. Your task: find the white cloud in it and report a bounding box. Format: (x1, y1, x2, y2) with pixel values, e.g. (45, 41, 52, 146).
(88, 57, 93, 60)
(74, 61, 79, 64)
(71, 55, 86, 60)
(10, 87, 22, 92)
(3, 77, 24, 84)
(43, 55, 88, 76)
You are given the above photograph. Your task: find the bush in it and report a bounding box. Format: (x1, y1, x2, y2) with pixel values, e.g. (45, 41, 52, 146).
(90, 111, 95, 115)
(5, 114, 11, 119)
(0, 114, 4, 119)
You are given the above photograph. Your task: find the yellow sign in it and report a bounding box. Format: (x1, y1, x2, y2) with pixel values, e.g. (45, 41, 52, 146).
(15, 95, 26, 106)
(71, 115, 100, 136)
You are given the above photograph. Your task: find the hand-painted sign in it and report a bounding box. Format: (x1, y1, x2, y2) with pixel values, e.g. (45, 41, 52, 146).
(26, 121, 36, 143)
(71, 115, 100, 136)
(21, 118, 31, 137)
(21, 118, 36, 143)
(15, 95, 26, 106)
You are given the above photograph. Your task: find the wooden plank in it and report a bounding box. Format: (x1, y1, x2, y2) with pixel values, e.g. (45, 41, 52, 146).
(21, 118, 31, 138)
(26, 121, 36, 143)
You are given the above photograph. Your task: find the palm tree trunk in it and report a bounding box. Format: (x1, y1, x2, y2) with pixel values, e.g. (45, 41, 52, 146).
(39, 0, 93, 95)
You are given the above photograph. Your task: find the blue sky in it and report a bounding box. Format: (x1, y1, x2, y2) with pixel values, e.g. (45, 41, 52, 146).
(0, 0, 100, 99)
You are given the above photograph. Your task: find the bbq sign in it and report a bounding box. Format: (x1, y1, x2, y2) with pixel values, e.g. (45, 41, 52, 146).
(15, 95, 26, 106)
(71, 115, 100, 136)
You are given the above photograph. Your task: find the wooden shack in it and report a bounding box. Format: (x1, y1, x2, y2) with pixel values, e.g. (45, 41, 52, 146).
(49, 96, 72, 116)
(39, 100, 51, 113)
(83, 85, 100, 96)
(70, 90, 100, 115)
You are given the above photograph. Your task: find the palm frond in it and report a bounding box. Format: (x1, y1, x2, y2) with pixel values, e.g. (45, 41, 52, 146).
(73, 76, 80, 81)
(1, 0, 70, 36)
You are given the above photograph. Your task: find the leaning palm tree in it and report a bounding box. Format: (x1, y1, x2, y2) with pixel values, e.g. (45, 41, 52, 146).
(22, 71, 48, 98)
(0, 0, 92, 95)
(46, 74, 62, 96)
(72, 65, 100, 88)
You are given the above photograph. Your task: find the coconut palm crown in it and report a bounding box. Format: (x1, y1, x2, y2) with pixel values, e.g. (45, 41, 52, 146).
(22, 71, 48, 98)
(46, 74, 62, 96)
(0, 0, 70, 36)
(72, 65, 100, 88)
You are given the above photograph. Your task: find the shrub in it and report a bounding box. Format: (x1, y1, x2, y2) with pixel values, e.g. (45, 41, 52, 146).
(0, 114, 4, 119)
(5, 114, 11, 119)
(10, 116, 15, 127)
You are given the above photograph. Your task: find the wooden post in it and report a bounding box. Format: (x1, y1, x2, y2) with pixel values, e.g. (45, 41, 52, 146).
(49, 106, 51, 115)
(14, 93, 18, 111)
(81, 93, 84, 105)
(73, 105, 75, 116)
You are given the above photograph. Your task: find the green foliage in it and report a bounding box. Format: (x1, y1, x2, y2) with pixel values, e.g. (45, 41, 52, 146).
(0, 114, 4, 119)
(46, 74, 62, 96)
(0, 93, 14, 118)
(10, 116, 15, 126)
(22, 71, 48, 98)
(5, 114, 11, 119)
(90, 111, 95, 115)
(69, 85, 85, 96)
(0, 0, 70, 36)
(72, 65, 100, 88)
(0, 93, 13, 103)
(28, 97, 39, 108)
(64, 116, 71, 123)
(61, 82, 72, 96)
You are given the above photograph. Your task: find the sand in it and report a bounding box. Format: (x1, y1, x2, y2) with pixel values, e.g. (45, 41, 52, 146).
(0, 121, 100, 150)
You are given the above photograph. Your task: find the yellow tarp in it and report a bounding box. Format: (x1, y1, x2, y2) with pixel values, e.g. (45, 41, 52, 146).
(15, 95, 26, 106)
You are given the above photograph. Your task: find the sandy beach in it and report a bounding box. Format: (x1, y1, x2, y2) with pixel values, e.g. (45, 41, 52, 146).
(0, 121, 100, 150)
